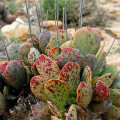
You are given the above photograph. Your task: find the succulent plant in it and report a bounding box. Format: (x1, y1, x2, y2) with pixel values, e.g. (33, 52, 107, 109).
(19, 43, 32, 58)
(5, 60, 26, 90)
(46, 30, 71, 51)
(38, 29, 52, 54)
(71, 26, 101, 56)
(0, 24, 119, 119)
(6, 43, 27, 63)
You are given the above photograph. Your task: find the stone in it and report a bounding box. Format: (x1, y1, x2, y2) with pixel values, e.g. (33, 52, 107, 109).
(5, 14, 16, 24)
(1, 21, 29, 40)
(40, 20, 63, 32)
(105, 27, 120, 39)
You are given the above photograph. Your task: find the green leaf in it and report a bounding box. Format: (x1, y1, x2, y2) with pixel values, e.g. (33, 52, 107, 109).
(44, 79, 70, 112)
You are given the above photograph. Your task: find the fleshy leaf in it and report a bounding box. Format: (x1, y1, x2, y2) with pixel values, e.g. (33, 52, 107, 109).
(15, 58, 25, 66)
(109, 88, 120, 107)
(81, 66, 92, 85)
(0, 61, 8, 79)
(75, 105, 88, 117)
(19, 43, 32, 58)
(44, 79, 70, 112)
(35, 54, 60, 79)
(92, 73, 113, 88)
(81, 54, 97, 72)
(56, 48, 83, 68)
(60, 40, 72, 49)
(24, 66, 33, 85)
(28, 47, 40, 65)
(111, 74, 120, 88)
(89, 100, 112, 114)
(5, 61, 26, 90)
(100, 65, 118, 79)
(72, 27, 101, 56)
(49, 29, 71, 49)
(30, 76, 49, 101)
(58, 62, 80, 92)
(31, 101, 51, 120)
(77, 82, 93, 108)
(47, 101, 62, 118)
(47, 47, 62, 61)
(26, 38, 39, 49)
(38, 29, 52, 54)
(92, 81, 110, 102)
(66, 104, 77, 120)
(102, 105, 120, 120)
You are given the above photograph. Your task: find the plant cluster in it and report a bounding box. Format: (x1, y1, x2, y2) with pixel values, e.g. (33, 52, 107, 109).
(0, 27, 120, 120)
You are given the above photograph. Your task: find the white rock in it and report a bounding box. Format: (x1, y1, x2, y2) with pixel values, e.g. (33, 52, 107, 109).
(1, 21, 29, 40)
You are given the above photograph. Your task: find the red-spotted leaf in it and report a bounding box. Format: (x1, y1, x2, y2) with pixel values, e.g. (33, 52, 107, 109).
(26, 38, 39, 49)
(44, 79, 70, 112)
(81, 54, 97, 72)
(49, 29, 71, 49)
(51, 116, 62, 120)
(0, 61, 8, 79)
(31, 62, 39, 75)
(77, 82, 93, 108)
(75, 105, 88, 118)
(100, 65, 118, 79)
(58, 62, 80, 92)
(47, 47, 62, 61)
(15, 58, 25, 66)
(109, 88, 120, 107)
(31, 101, 51, 120)
(30, 76, 49, 101)
(56, 48, 83, 68)
(92, 73, 113, 88)
(102, 105, 120, 120)
(35, 54, 60, 79)
(81, 66, 92, 85)
(72, 27, 101, 56)
(24, 66, 33, 85)
(5, 61, 26, 90)
(28, 47, 40, 65)
(92, 81, 110, 102)
(66, 104, 77, 120)
(47, 101, 62, 118)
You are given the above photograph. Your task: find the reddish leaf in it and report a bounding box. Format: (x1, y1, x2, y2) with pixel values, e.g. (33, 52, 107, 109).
(58, 62, 80, 92)
(81, 66, 92, 85)
(44, 79, 70, 112)
(56, 48, 83, 68)
(92, 73, 113, 88)
(0, 61, 8, 79)
(92, 81, 110, 102)
(77, 82, 93, 108)
(30, 76, 50, 101)
(75, 105, 88, 117)
(36, 54, 60, 79)
(66, 104, 77, 120)
(48, 47, 62, 61)
(47, 101, 62, 118)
